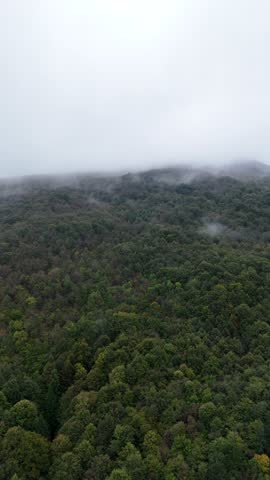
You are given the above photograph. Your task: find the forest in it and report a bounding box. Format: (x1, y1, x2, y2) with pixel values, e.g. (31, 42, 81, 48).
(0, 167, 270, 479)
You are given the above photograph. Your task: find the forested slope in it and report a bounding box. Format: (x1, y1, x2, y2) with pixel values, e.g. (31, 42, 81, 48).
(0, 170, 270, 479)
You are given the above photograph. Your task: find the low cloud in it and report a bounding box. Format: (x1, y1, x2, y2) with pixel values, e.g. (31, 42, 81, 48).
(199, 221, 226, 237)
(1, 1, 270, 177)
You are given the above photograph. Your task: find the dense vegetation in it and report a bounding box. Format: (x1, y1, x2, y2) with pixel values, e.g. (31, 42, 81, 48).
(0, 168, 270, 479)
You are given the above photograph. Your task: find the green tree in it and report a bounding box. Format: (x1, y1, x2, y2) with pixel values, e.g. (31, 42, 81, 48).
(2, 426, 50, 480)
(107, 469, 131, 480)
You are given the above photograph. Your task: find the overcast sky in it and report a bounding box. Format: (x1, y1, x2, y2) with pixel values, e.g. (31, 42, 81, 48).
(1, 0, 270, 177)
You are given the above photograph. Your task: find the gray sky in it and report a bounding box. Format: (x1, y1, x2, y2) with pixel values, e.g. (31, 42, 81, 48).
(1, 0, 270, 177)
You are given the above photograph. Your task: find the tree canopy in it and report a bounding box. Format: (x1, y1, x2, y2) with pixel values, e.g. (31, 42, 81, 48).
(0, 170, 270, 479)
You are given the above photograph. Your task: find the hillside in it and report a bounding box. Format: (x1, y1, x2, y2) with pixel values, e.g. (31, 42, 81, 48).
(0, 168, 270, 479)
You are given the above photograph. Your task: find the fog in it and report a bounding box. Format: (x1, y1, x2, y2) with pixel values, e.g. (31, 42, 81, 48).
(1, 0, 270, 177)
(200, 221, 226, 238)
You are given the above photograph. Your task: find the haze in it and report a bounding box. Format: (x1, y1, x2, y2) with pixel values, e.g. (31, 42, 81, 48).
(1, 0, 270, 177)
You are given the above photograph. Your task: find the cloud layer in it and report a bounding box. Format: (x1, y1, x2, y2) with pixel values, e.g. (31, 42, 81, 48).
(1, 0, 270, 176)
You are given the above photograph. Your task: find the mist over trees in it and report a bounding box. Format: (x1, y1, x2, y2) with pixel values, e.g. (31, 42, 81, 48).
(0, 167, 270, 479)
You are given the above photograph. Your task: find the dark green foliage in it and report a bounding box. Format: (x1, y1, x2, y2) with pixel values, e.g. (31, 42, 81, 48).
(1, 426, 50, 480)
(0, 171, 270, 478)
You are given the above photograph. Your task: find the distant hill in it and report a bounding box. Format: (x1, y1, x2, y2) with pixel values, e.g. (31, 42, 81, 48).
(126, 160, 270, 185)
(0, 161, 270, 196)
(218, 160, 270, 180)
